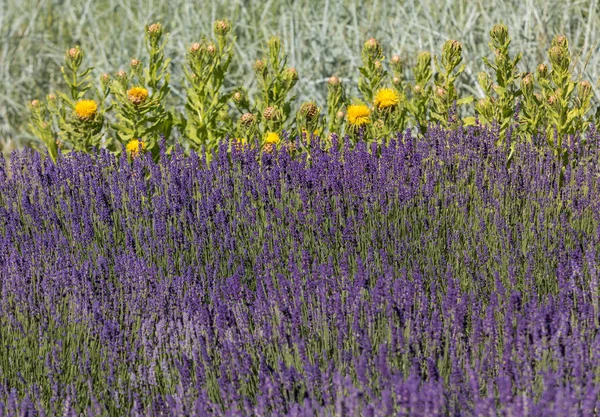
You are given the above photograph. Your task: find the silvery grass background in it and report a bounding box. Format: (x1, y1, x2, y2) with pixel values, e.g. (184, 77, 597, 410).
(1, 0, 599, 154)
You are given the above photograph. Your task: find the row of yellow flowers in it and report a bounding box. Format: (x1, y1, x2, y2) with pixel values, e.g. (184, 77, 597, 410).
(28, 20, 597, 163)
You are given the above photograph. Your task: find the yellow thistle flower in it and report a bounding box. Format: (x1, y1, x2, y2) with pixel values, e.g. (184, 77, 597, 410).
(127, 87, 149, 106)
(264, 132, 280, 145)
(75, 100, 98, 120)
(374, 88, 400, 110)
(126, 139, 147, 157)
(263, 132, 280, 153)
(346, 104, 371, 127)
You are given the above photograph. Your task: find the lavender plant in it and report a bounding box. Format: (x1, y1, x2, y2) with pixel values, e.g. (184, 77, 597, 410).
(1, 124, 600, 415)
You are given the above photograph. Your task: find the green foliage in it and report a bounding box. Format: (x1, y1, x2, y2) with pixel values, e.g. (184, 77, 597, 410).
(22, 19, 599, 169)
(231, 36, 299, 147)
(182, 19, 235, 153)
(110, 23, 173, 156)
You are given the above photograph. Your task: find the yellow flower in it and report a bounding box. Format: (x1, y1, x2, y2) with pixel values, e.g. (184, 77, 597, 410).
(374, 88, 400, 110)
(75, 100, 98, 120)
(127, 87, 149, 106)
(264, 132, 280, 145)
(346, 104, 371, 127)
(126, 139, 147, 157)
(263, 132, 280, 153)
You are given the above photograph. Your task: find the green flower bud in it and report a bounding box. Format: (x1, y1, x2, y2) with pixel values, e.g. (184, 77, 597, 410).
(435, 86, 447, 99)
(442, 39, 463, 70)
(391, 55, 402, 72)
(239, 112, 256, 127)
(490, 24, 509, 47)
(145, 23, 164, 48)
(552, 34, 568, 50)
(206, 43, 217, 57)
(536, 64, 548, 80)
(284, 67, 299, 88)
(578, 80, 592, 101)
(214, 19, 231, 37)
(66, 46, 83, 68)
(521, 73, 534, 95)
(263, 106, 281, 121)
(363, 38, 383, 61)
(232, 91, 248, 108)
(130, 58, 141, 69)
(299, 101, 319, 120)
(189, 42, 202, 55)
(253, 59, 267, 78)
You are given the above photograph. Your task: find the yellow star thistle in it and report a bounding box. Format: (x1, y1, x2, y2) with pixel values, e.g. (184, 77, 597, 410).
(74, 100, 98, 120)
(127, 87, 149, 106)
(346, 104, 371, 127)
(126, 139, 147, 157)
(374, 88, 400, 110)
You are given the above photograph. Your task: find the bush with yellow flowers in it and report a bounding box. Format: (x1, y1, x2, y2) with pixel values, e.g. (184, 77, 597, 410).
(110, 23, 173, 158)
(231, 36, 298, 150)
(182, 19, 235, 155)
(25, 20, 598, 168)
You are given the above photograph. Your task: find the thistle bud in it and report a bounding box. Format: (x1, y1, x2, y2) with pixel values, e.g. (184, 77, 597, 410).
(30, 99, 40, 108)
(253, 59, 267, 78)
(549, 46, 569, 71)
(130, 59, 141, 69)
(442, 39, 462, 70)
(263, 106, 280, 121)
(435, 86, 447, 99)
(47, 94, 56, 101)
(206, 43, 217, 57)
(284, 67, 299, 88)
(536, 64, 548, 80)
(189, 43, 202, 55)
(490, 24, 509, 47)
(146, 23, 163, 47)
(363, 38, 382, 59)
(534, 93, 542, 101)
(413, 85, 422, 95)
(552, 34, 568, 49)
(373, 118, 385, 130)
(66, 46, 83, 67)
(100, 73, 110, 84)
(116, 70, 128, 86)
(521, 73, 534, 95)
(67, 47, 81, 60)
(391, 55, 402, 72)
(374, 60, 383, 71)
(239, 112, 256, 127)
(328, 76, 341, 86)
(232, 90, 249, 109)
(392, 76, 401, 85)
(336, 111, 345, 119)
(299, 101, 319, 120)
(214, 19, 231, 37)
(548, 93, 559, 106)
(233, 91, 244, 104)
(578, 80, 592, 101)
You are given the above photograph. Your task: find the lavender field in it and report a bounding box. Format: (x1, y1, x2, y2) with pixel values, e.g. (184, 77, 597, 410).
(0, 124, 599, 415)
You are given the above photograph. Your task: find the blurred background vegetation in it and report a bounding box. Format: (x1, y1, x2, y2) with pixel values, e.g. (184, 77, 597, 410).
(1, 0, 599, 154)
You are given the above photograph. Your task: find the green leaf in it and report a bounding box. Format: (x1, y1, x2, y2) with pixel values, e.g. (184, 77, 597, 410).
(456, 95, 474, 106)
